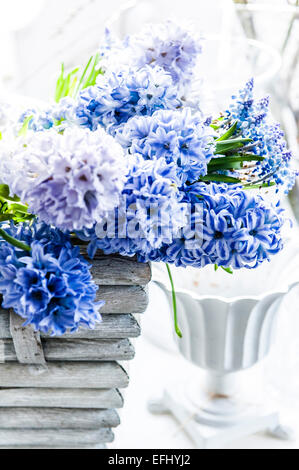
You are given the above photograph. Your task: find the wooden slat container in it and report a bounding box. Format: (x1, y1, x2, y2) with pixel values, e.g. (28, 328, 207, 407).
(0, 254, 151, 449)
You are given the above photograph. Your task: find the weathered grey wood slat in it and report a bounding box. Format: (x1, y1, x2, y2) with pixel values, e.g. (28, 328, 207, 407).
(0, 286, 149, 325)
(0, 428, 114, 446)
(0, 314, 140, 340)
(89, 254, 151, 286)
(0, 338, 135, 363)
(99, 285, 149, 314)
(60, 314, 141, 339)
(0, 362, 129, 389)
(0, 408, 120, 429)
(0, 388, 123, 409)
(9, 310, 46, 365)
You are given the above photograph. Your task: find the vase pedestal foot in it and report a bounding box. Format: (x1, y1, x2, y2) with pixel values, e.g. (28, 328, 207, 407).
(267, 424, 296, 441)
(148, 383, 294, 449)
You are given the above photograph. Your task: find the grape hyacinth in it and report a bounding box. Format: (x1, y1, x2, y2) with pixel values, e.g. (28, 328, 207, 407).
(226, 79, 297, 192)
(76, 65, 182, 133)
(0, 127, 126, 232)
(0, 222, 103, 336)
(117, 109, 215, 185)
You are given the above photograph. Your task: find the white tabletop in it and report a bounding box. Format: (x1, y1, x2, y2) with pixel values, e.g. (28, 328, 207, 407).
(112, 334, 299, 450)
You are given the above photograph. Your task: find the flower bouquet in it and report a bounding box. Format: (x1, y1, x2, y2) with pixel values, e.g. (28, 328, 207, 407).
(0, 20, 297, 449)
(0, 20, 297, 339)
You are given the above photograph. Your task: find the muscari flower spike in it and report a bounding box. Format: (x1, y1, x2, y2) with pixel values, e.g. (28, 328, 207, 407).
(225, 79, 297, 193)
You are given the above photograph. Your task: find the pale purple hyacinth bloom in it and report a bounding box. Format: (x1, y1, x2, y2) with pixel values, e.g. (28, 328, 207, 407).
(99, 21, 203, 89)
(129, 21, 203, 86)
(1, 127, 126, 231)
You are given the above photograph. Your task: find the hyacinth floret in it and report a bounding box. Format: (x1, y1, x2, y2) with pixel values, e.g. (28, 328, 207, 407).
(75, 65, 182, 133)
(0, 222, 103, 336)
(0, 127, 126, 232)
(117, 109, 214, 185)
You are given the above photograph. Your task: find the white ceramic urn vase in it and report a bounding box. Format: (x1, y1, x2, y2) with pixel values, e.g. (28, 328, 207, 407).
(148, 279, 298, 448)
(147, 236, 299, 448)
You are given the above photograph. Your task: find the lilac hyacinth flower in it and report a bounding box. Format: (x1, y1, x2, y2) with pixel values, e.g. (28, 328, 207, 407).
(128, 20, 203, 87)
(1, 127, 126, 232)
(99, 21, 203, 89)
(0, 222, 103, 336)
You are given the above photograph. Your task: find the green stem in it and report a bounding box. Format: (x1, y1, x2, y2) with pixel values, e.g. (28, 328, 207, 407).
(0, 228, 31, 252)
(166, 263, 182, 339)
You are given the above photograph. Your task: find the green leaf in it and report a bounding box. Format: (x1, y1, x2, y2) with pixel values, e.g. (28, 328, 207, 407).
(0, 185, 10, 199)
(55, 63, 80, 103)
(0, 214, 13, 222)
(69, 76, 78, 97)
(221, 266, 233, 275)
(216, 138, 252, 155)
(216, 138, 252, 146)
(208, 154, 265, 171)
(75, 55, 93, 96)
(83, 53, 102, 89)
(55, 63, 64, 103)
(9, 203, 29, 214)
(214, 264, 219, 272)
(18, 115, 33, 137)
(0, 186, 20, 203)
(0, 185, 33, 223)
(54, 53, 103, 102)
(216, 121, 238, 142)
(200, 175, 241, 184)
